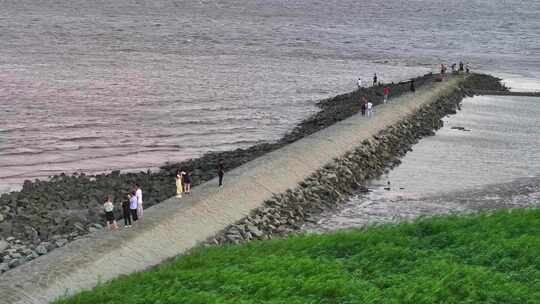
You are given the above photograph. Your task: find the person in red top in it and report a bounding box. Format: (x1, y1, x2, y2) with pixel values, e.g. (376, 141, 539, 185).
(383, 87, 390, 103)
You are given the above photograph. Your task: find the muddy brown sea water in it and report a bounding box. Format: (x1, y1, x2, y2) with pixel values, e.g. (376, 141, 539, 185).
(1, 0, 540, 192)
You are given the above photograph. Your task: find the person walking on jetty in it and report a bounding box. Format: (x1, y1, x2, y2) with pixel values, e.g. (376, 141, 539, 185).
(183, 171, 192, 195)
(103, 196, 118, 230)
(367, 100, 373, 117)
(121, 194, 132, 228)
(410, 79, 416, 92)
(361, 96, 367, 116)
(383, 86, 390, 103)
(134, 183, 143, 219)
(217, 162, 225, 187)
(357, 77, 362, 89)
(128, 192, 138, 222)
(373, 73, 378, 86)
(176, 170, 185, 198)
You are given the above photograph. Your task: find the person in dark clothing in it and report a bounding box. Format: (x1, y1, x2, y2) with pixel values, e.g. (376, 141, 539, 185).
(410, 79, 415, 92)
(183, 171, 192, 194)
(217, 163, 225, 187)
(459, 61, 464, 72)
(121, 194, 132, 227)
(373, 73, 378, 86)
(361, 96, 367, 116)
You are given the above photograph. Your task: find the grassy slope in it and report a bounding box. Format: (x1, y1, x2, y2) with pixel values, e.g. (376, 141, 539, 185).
(56, 209, 540, 304)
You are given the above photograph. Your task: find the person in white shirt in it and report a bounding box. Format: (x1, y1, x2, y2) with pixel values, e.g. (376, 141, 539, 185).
(134, 183, 143, 219)
(367, 101, 373, 117)
(357, 78, 362, 89)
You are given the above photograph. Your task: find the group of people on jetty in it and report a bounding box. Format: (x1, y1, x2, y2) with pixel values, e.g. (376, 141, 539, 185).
(102, 163, 225, 230)
(357, 62, 470, 118)
(356, 73, 415, 118)
(440, 61, 470, 75)
(101, 63, 470, 230)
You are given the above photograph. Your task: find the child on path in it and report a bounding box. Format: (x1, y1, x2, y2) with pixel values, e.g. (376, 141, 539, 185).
(367, 101, 373, 117)
(121, 194, 131, 228)
(129, 192, 138, 222)
(217, 163, 225, 187)
(183, 171, 192, 195)
(103, 196, 118, 230)
(176, 170, 185, 198)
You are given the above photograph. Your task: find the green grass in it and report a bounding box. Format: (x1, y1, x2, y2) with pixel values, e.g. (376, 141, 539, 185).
(55, 209, 540, 304)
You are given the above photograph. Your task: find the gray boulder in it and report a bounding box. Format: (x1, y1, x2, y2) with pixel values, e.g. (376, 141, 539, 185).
(0, 240, 8, 251)
(35, 244, 48, 255)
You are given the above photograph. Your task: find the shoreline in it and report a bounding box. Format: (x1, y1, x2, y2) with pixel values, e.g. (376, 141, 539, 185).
(0, 73, 506, 275)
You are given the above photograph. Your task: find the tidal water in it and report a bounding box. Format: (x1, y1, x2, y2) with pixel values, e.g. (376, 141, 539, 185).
(1, 0, 540, 192)
(304, 94, 540, 233)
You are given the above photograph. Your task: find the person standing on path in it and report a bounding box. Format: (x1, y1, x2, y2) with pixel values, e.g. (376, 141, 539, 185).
(129, 192, 138, 222)
(121, 194, 132, 228)
(459, 61, 464, 72)
(367, 101, 373, 117)
(103, 196, 118, 230)
(176, 170, 185, 198)
(217, 162, 225, 187)
(383, 86, 390, 103)
(134, 183, 143, 219)
(183, 171, 192, 195)
(361, 96, 367, 116)
(373, 73, 378, 86)
(357, 78, 362, 89)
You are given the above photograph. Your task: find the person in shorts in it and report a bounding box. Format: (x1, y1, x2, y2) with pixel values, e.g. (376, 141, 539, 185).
(103, 196, 118, 230)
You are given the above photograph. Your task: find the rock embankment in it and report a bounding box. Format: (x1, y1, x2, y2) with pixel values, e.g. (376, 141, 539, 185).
(0, 73, 505, 274)
(0, 73, 437, 273)
(209, 85, 466, 245)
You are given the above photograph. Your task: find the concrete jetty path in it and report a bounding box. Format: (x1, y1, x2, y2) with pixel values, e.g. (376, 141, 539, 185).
(0, 77, 464, 304)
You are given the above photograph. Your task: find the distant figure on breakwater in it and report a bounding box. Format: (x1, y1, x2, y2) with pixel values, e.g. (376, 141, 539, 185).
(367, 100, 373, 117)
(134, 183, 143, 219)
(373, 73, 378, 86)
(128, 192, 138, 222)
(183, 171, 192, 195)
(383, 86, 390, 103)
(357, 78, 362, 89)
(410, 79, 416, 92)
(217, 162, 225, 187)
(361, 96, 367, 116)
(176, 170, 185, 198)
(121, 194, 132, 228)
(459, 61, 464, 72)
(103, 196, 118, 230)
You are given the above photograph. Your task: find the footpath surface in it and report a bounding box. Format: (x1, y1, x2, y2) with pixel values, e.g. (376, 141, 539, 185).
(0, 77, 464, 304)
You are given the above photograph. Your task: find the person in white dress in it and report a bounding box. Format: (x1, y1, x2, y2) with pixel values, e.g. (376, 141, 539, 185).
(134, 183, 143, 219)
